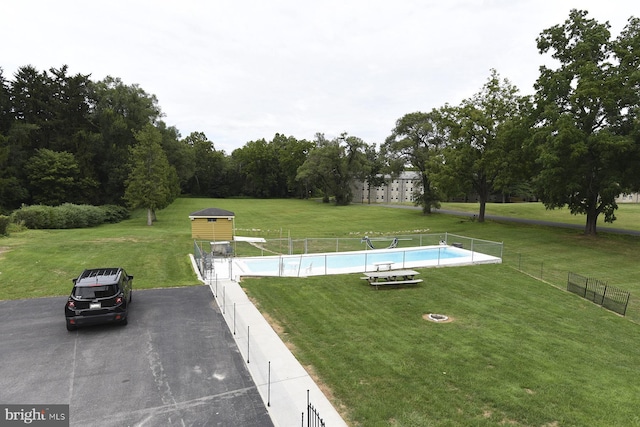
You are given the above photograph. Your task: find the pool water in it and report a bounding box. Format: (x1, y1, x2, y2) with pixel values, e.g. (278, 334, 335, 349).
(228, 245, 501, 278)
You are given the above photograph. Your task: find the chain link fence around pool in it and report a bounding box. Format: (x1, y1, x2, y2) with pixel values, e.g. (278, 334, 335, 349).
(194, 233, 503, 279)
(202, 232, 503, 258)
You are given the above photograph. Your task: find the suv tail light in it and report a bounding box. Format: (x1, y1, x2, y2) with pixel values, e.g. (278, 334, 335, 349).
(67, 300, 75, 309)
(115, 296, 123, 305)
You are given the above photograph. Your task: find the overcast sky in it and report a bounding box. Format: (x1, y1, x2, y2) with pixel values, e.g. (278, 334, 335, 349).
(3, 0, 638, 153)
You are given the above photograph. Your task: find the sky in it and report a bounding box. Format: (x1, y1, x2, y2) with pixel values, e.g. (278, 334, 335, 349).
(3, 0, 638, 153)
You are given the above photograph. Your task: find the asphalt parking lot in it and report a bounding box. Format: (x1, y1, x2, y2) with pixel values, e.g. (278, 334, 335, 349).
(0, 285, 273, 427)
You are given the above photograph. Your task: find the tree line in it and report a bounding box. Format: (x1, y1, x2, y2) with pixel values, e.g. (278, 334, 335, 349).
(1, 10, 639, 234)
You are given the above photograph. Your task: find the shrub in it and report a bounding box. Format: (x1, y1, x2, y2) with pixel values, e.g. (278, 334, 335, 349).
(0, 215, 10, 236)
(55, 204, 105, 228)
(101, 205, 130, 223)
(12, 205, 53, 229)
(11, 204, 128, 229)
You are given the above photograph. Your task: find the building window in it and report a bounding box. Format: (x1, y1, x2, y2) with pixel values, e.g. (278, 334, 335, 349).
(207, 218, 217, 222)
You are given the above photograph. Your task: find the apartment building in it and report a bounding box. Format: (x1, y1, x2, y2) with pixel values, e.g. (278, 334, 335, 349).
(352, 171, 422, 204)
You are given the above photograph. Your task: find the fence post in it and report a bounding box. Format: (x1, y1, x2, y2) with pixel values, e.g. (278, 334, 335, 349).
(247, 325, 250, 364)
(233, 303, 236, 335)
(471, 238, 474, 262)
(307, 389, 310, 427)
(268, 361, 271, 407)
(623, 292, 630, 316)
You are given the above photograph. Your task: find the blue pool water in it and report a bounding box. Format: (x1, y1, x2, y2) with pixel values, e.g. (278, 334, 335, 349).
(231, 245, 497, 277)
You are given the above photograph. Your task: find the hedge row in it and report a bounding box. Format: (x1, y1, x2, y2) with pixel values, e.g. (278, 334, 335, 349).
(11, 204, 130, 229)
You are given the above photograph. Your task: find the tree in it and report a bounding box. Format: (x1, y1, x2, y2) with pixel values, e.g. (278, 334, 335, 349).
(361, 143, 386, 204)
(532, 10, 640, 235)
(443, 69, 529, 222)
(0, 68, 11, 135)
(271, 133, 314, 198)
(124, 124, 179, 225)
(91, 76, 163, 204)
(25, 148, 87, 206)
(296, 133, 370, 205)
(183, 132, 230, 197)
(384, 110, 448, 214)
(156, 121, 194, 193)
(231, 138, 283, 197)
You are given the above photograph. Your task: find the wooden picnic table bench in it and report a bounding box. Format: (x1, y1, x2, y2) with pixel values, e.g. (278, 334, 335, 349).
(360, 269, 422, 288)
(372, 261, 394, 271)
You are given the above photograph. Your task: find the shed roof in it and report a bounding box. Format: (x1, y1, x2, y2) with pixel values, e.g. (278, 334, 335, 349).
(189, 208, 235, 218)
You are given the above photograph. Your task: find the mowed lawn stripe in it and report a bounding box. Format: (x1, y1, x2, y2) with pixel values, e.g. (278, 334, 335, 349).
(242, 265, 640, 426)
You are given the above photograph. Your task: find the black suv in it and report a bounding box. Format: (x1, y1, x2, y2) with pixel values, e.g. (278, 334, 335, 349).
(65, 268, 133, 331)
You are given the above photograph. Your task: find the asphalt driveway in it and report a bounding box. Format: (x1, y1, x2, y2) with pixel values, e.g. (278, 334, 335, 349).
(0, 285, 273, 427)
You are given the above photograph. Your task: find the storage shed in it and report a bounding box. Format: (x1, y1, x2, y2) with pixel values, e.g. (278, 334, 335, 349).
(189, 208, 235, 240)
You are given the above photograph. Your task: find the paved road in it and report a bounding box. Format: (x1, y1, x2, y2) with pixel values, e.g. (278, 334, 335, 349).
(0, 286, 273, 427)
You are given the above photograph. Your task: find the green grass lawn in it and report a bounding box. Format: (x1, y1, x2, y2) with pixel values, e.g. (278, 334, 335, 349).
(2, 198, 640, 426)
(242, 268, 640, 426)
(440, 201, 640, 232)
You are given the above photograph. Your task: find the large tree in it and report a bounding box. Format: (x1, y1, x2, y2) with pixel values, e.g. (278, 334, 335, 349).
(91, 76, 163, 204)
(183, 132, 230, 197)
(532, 10, 640, 235)
(124, 124, 179, 225)
(271, 133, 314, 198)
(231, 138, 284, 198)
(443, 69, 529, 222)
(384, 110, 448, 214)
(361, 143, 386, 205)
(25, 148, 89, 205)
(296, 133, 370, 205)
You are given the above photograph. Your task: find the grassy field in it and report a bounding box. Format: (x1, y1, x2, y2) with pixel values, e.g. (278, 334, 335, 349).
(242, 269, 640, 426)
(440, 201, 640, 232)
(2, 198, 640, 426)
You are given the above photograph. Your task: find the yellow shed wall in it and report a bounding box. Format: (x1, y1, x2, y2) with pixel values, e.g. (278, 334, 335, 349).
(190, 218, 234, 240)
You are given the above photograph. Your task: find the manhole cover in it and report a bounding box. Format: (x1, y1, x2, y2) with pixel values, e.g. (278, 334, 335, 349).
(423, 313, 452, 323)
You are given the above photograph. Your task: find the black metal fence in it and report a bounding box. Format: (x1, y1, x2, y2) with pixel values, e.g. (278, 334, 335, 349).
(567, 272, 631, 316)
(303, 390, 325, 427)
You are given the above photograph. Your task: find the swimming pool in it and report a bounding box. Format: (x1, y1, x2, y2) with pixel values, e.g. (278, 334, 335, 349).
(224, 244, 501, 278)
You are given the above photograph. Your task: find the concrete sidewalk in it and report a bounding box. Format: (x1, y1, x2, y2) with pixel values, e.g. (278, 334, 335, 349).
(192, 256, 348, 427)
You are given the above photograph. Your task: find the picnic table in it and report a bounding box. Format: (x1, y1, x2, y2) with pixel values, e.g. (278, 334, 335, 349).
(360, 269, 422, 288)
